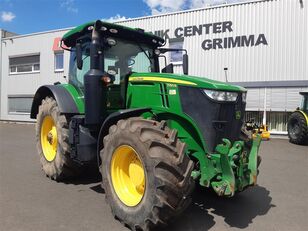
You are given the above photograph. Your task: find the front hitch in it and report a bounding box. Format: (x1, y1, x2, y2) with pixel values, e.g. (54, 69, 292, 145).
(211, 135, 262, 197)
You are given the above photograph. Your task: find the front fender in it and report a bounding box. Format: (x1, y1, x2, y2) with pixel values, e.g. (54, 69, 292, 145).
(296, 110, 308, 125)
(30, 85, 80, 119)
(96, 108, 152, 164)
(154, 111, 206, 153)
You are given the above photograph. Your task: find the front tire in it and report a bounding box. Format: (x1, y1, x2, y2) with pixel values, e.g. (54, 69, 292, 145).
(36, 97, 80, 180)
(100, 118, 194, 231)
(287, 112, 308, 145)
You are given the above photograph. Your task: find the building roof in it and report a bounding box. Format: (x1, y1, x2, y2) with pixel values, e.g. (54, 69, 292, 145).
(0, 29, 18, 38)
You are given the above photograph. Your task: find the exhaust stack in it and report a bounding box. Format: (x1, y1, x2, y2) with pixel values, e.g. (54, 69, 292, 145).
(84, 20, 106, 126)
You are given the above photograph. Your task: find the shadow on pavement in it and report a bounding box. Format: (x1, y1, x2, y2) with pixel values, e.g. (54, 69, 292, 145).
(90, 184, 105, 194)
(166, 185, 274, 231)
(61, 167, 102, 185)
(166, 200, 216, 231)
(62, 169, 274, 231)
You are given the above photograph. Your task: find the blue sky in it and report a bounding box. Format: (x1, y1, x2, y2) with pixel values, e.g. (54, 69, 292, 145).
(0, 0, 253, 35)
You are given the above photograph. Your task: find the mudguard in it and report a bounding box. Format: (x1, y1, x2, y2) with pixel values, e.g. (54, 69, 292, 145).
(296, 110, 308, 125)
(96, 108, 152, 163)
(30, 85, 79, 119)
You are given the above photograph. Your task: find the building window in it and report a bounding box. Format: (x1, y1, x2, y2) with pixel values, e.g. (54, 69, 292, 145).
(8, 96, 33, 114)
(54, 52, 64, 72)
(9, 55, 40, 74)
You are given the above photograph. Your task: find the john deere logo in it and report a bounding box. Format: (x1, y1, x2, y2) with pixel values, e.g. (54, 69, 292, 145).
(235, 111, 241, 120)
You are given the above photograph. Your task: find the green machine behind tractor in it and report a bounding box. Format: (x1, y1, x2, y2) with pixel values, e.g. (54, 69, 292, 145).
(31, 20, 262, 230)
(288, 92, 308, 145)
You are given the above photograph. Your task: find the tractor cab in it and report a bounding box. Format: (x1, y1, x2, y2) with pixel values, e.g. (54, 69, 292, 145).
(298, 92, 308, 113)
(62, 20, 188, 122)
(65, 22, 159, 107)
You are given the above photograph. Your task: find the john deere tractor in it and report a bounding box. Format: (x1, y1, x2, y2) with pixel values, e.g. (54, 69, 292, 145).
(287, 92, 308, 145)
(31, 20, 262, 230)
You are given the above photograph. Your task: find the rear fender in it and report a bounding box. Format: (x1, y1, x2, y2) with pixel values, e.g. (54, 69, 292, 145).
(30, 85, 79, 119)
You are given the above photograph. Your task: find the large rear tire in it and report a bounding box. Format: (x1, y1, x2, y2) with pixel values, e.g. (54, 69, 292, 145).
(287, 112, 308, 145)
(100, 118, 194, 231)
(36, 97, 80, 180)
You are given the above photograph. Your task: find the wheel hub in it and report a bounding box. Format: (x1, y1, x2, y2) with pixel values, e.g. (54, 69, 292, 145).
(40, 116, 58, 162)
(111, 145, 146, 207)
(47, 131, 54, 144)
(128, 158, 145, 193)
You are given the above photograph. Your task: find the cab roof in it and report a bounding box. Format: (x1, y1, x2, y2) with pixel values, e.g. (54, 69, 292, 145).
(62, 20, 164, 48)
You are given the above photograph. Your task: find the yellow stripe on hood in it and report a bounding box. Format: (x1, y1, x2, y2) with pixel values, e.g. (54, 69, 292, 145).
(129, 77, 197, 86)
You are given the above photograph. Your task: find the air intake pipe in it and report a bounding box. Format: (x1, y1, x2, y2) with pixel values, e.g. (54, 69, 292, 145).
(84, 20, 106, 126)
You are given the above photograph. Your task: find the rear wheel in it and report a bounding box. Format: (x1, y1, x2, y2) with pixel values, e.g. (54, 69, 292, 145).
(100, 118, 194, 231)
(287, 112, 308, 145)
(36, 97, 80, 180)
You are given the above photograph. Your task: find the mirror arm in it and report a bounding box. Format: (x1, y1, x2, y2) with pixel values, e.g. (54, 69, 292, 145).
(60, 40, 72, 52)
(76, 42, 83, 70)
(159, 48, 187, 54)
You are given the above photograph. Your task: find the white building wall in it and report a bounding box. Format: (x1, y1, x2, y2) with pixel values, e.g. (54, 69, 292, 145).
(0, 29, 70, 121)
(118, 0, 307, 83)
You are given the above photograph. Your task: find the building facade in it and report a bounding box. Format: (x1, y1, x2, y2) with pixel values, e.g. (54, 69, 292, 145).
(0, 29, 70, 121)
(0, 0, 307, 133)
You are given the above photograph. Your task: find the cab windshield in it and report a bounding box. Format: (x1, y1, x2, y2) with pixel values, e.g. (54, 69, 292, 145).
(300, 95, 308, 112)
(69, 37, 156, 90)
(104, 37, 156, 84)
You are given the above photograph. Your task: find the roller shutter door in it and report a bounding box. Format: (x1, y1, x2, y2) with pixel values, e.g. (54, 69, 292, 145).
(245, 87, 308, 112)
(246, 88, 265, 111)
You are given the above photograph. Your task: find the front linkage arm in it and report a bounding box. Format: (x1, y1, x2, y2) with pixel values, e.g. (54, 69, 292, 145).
(207, 135, 262, 197)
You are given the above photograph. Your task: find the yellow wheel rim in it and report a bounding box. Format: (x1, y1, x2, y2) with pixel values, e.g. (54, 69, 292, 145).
(111, 145, 146, 207)
(40, 116, 58, 162)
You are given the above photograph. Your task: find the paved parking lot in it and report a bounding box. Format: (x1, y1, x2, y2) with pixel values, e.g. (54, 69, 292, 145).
(0, 122, 307, 231)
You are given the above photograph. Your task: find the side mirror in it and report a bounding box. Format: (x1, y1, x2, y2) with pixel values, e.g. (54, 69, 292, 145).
(183, 54, 188, 75)
(162, 63, 174, 74)
(76, 43, 83, 70)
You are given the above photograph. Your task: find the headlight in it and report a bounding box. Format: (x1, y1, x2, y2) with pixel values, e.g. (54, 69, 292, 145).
(242, 92, 247, 103)
(203, 89, 238, 102)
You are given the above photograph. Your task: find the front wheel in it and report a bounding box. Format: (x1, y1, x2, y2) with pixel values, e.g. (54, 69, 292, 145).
(36, 97, 80, 180)
(100, 118, 194, 231)
(287, 112, 308, 145)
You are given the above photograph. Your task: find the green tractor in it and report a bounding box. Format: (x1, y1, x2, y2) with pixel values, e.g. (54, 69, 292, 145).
(31, 20, 262, 230)
(287, 92, 308, 145)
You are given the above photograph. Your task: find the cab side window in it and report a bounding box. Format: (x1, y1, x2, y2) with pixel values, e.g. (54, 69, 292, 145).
(68, 41, 91, 92)
(77, 43, 90, 86)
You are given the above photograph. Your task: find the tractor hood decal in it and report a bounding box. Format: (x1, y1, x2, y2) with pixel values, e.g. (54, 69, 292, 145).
(129, 76, 197, 86)
(129, 72, 246, 92)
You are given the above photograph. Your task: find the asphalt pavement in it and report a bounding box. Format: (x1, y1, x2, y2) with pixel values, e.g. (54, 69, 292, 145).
(0, 122, 307, 231)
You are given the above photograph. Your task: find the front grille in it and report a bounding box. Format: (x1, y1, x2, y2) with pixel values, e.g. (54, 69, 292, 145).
(179, 86, 246, 152)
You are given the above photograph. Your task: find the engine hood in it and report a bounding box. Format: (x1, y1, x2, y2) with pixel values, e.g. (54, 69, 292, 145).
(129, 72, 246, 92)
